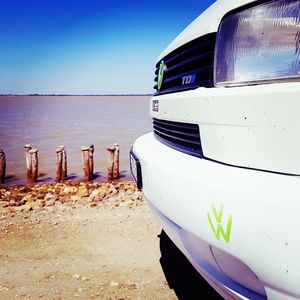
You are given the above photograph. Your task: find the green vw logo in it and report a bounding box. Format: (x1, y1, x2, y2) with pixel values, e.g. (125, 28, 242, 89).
(208, 203, 233, 243)
(157, 60, 166, 91)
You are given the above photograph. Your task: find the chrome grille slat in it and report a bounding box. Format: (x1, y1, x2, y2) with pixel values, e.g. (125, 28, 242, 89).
(155, 130, 200, 147)
(153, 118, 203, 158)
(163, 38, 214, 67)
(154, 33, 216, 95)
(153, 118, 199, 131)
(164, 52, 213, 76)
(153, 124, 199, 140)
(163, 66, 212, 85)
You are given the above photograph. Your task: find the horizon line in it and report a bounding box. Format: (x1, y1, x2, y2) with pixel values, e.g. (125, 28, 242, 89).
(0, 93, 153, 96)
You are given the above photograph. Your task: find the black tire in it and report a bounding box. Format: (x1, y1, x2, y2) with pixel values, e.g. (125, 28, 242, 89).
(159, 230, 224, 300)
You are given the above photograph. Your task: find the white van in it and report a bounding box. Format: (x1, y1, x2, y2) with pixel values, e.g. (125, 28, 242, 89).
(131, 0, 300, 299)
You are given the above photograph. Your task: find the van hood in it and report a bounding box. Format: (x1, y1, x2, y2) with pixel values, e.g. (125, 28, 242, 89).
(157, 0, 257, 62)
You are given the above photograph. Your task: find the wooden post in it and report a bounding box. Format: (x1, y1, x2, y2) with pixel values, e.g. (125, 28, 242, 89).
(107, 146, 115, 180)
(89, 144, 94, 179)
(29, 149, 38, 183)
(113, 143, 120, 179)
(24, 144, 32, 181)
(56, 147, 63, 182)
(59, 145, 68, 180)
(0, 149, 6, 184)
(81, 146, 90, 181)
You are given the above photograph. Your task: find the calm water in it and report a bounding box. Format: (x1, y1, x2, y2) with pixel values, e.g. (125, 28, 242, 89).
(0, 95, 152, 184)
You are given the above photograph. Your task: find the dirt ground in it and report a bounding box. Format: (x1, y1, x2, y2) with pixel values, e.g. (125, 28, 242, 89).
(0, 203, 177, 300)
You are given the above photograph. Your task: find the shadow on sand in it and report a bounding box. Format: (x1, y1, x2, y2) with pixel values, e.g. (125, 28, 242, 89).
(159, 230, 223, 300)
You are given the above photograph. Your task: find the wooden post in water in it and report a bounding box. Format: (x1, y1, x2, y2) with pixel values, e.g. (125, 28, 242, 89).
(89, 144, 94, 179)
(0, 149, 6, 184)
(113, 143, 120, 179)
(56, 147, 63, 182)
(81, 146, 90, 181)
(59, 145, 68, 180)
(107, 146, 115, 180)
(24, 144, 32, 182)
(29, 149, 38, 183)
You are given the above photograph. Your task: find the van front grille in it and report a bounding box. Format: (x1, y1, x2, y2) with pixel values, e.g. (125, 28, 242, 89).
(153, 118, 203, 157)
(154, 33, 216, 95)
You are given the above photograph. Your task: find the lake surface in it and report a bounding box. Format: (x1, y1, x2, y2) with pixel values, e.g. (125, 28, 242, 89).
(0, 95, 152, 184)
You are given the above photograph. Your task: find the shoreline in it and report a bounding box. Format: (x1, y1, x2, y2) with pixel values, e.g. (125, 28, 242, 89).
(0, 94, 152, 97)
(0, 180, 143, 215)
(2, 172, 134, 187)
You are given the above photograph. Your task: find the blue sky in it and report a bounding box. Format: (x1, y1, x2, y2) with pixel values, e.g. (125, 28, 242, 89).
(0, 0, 215, 94)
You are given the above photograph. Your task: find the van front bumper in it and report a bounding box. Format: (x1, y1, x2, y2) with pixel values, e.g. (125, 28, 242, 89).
(133, 132, 300, 300)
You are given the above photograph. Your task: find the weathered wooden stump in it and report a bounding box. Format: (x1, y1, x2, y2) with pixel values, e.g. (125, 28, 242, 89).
(81, 146, 91, 181)
(107, 144, 120, 180)
(107, 146, 115, 180)
(0, 149, 6, 184)
(89, 144, 94, 179)
(113, 143, 120, 179)
(59, 145, 68, 180)
(56, 147, 63, 182)
(24, 144, 32, 182)
(29, 149, 38, 183)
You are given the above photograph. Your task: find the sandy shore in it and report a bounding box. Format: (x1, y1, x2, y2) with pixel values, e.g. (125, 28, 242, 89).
(0, 182, 223, 300)
(0, 181, 145, 214)
(0, 182, 177, 299)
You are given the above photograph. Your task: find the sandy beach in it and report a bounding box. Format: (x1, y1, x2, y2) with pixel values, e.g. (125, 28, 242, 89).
(0, 181, 176, 299)
(0, 181, 222, 300)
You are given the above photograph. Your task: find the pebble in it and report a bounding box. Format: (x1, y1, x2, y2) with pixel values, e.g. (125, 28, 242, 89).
(81, 277, 89, 281)
(110, 280, 119, 287)
(0, 181, 143, 219)
(62, 187, 74, 194)
(127, 283, 138, 290)
(72, 274, 81, 280)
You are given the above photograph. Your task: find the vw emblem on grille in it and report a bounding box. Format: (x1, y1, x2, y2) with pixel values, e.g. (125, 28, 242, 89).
(157, 61, 166, 91)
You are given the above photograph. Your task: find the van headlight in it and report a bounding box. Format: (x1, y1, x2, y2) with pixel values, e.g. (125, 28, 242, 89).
(214, 0, 300, 87)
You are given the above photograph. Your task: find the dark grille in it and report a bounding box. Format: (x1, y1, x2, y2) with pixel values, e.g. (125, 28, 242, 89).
(154, 33, 216, 95)
(153, 118, 203, 157)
